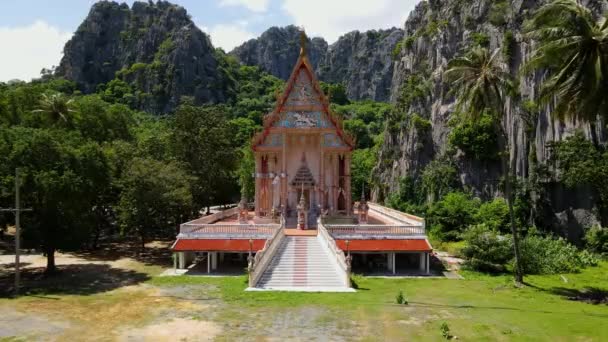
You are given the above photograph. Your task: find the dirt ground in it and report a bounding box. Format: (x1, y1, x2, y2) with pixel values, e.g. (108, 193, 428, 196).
(0, 237, 226, 341)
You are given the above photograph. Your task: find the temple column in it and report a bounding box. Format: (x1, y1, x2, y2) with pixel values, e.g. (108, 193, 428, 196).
(254, 153, 262, 217)
(419, 252, 425, 272)
(333, 153, 339, 214)
(281, 133, 287, 214)
(345, 153, 352, 216)
(319, 146, 324, 211)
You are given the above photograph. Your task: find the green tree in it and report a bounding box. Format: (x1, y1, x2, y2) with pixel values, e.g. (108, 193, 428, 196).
(525, 0, 608, 121)
(117, 158, 193, 250)
(444, 46, 524, 283)
(0, 128, 110, 273)
(172, 104, 238, 211)
(427, 192, 480, 241)
(420, 159, 458, 203)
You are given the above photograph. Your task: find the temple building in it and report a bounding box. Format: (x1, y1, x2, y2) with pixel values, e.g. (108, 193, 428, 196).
(250, 34, 354, 226)
(171, 32, 432, 291)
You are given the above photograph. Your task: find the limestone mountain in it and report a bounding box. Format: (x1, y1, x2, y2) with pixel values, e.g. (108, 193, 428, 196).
(373, 0, 608, 236)
(230, 25, 328, 81)
(56, 1, 231, 113)
(230, 26, 403, 102)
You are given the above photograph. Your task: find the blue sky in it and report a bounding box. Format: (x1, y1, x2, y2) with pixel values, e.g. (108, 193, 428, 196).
(0, 0, 418, 81)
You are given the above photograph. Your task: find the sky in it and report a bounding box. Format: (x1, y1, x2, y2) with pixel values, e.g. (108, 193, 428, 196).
(0, 0, 418, 82)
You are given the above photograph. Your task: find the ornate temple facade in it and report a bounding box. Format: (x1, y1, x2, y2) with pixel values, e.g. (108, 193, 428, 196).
(171, 33, 432, 291)
(251, 44, 353, 225)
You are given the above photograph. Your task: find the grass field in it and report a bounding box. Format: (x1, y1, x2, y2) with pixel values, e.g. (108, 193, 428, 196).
(1, 246, 607, 341)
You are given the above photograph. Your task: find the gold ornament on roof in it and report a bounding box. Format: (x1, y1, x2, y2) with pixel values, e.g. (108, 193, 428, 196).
(299, 29, 307, 56)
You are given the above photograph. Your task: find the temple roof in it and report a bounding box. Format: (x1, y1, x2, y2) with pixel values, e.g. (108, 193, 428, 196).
(252, 31, 354, 150)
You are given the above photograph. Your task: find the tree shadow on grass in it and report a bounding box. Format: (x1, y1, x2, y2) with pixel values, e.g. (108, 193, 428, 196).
(0, 263, 150, 298)
(407, 301, 608, 317)
(70, 239, 173, 268)
(549, 287, 608, 305)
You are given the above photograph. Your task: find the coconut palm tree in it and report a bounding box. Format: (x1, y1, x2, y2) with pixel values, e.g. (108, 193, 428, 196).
(444, 46, 524, 284)
(524, 0, 608, 121)
(32, 93, 75, 125)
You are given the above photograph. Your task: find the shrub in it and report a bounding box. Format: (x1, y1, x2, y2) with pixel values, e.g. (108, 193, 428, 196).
(519, 234, 599, 274)
(448, 112, 499, 160)
(585, 226, 608, 256)
(440, 322, 451, 339)
(396, 290, 405, 304)
(470, 32, 490, 47)
(462, 224, 513, 273)
(489, 1, 509, 26)
(428, 192, 480, 241)
(392, 42, 403, 60)
(475, 198, 509, 232)
(502, 30, 515, 62)
(404, 36, 416, 49)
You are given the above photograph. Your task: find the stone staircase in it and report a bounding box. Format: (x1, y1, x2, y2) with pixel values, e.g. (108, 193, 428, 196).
(255, 236, 351, 291)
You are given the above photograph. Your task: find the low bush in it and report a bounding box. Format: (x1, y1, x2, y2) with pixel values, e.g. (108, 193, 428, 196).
(519, 233, 599, 274)
(475, 198, 509, 233)
(396, 290, 405, 304)
(462, 224, 513, 273)
(428, 192, 480, 241)
(585, 226, 608, 256)
(440, 322, 452, 339)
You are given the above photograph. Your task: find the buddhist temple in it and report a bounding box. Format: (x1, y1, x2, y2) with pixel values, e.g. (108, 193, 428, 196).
(251, 31, 354, 226)
(171, 31, 432, 291)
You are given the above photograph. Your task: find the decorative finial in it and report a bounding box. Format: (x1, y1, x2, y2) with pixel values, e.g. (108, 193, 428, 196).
(361, 183, 366, 202)
(299, 29, 307, 56)
(301, 152, 306, 164)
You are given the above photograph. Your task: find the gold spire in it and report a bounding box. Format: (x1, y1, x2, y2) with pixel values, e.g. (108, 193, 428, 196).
(299, 28, 307, 56)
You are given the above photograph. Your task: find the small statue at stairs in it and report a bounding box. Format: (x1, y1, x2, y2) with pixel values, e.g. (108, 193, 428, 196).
(357, 185, 369, 224)
(238, 195, 249, 224)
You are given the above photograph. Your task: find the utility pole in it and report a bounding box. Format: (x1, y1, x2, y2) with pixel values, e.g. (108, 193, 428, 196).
(1, 169, 32, 296)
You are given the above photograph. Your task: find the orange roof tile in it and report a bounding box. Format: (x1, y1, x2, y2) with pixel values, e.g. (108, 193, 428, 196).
(336, 239, 432, 252)
(172, 239, 266, 252)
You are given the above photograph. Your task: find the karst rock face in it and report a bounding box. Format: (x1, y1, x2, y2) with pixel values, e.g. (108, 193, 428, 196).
(230, 25, 328, 81)
(373, 0, 608, 238)
(230, 26, 403, 102)
(56, 1, 229, 113)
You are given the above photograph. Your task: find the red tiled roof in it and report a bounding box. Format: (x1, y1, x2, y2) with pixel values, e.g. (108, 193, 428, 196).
(336, 239, 432, 252)
(172, 239, 266, 252)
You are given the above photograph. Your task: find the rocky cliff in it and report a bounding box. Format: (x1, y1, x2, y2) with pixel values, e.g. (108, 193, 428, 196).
(373, 0, 608, 237)
(230, 26, 403, 102)
(56, 1, 230, 113)
(230, 25, 328, 80)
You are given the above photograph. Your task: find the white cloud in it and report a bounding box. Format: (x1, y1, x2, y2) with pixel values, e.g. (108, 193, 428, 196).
(206, 24, 255, 51)
(0, 21, 71, 82)
(219, 0, 271, 13)
(282, 0, 417, 43)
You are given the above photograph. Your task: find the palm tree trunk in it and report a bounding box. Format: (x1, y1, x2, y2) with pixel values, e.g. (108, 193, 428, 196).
(499, 129, 524, 284)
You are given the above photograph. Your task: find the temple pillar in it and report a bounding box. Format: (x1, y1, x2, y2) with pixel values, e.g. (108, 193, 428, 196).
(254, 153, 262, 217)
(281, 133, 287, 214)
(333, 153, 339, 214)
(345, 153, 352, 215)
(178, 252, 186, 269)
(419, 252, 425, 272)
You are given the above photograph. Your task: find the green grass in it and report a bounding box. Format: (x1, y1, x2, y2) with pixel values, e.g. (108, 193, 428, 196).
(150, 262, 608, 341)
(2, 261, 607, 340)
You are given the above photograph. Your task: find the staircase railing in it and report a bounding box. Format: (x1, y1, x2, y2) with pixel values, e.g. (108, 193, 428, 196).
(248, 215, 286, 287)
(317, 217, 351, 288)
